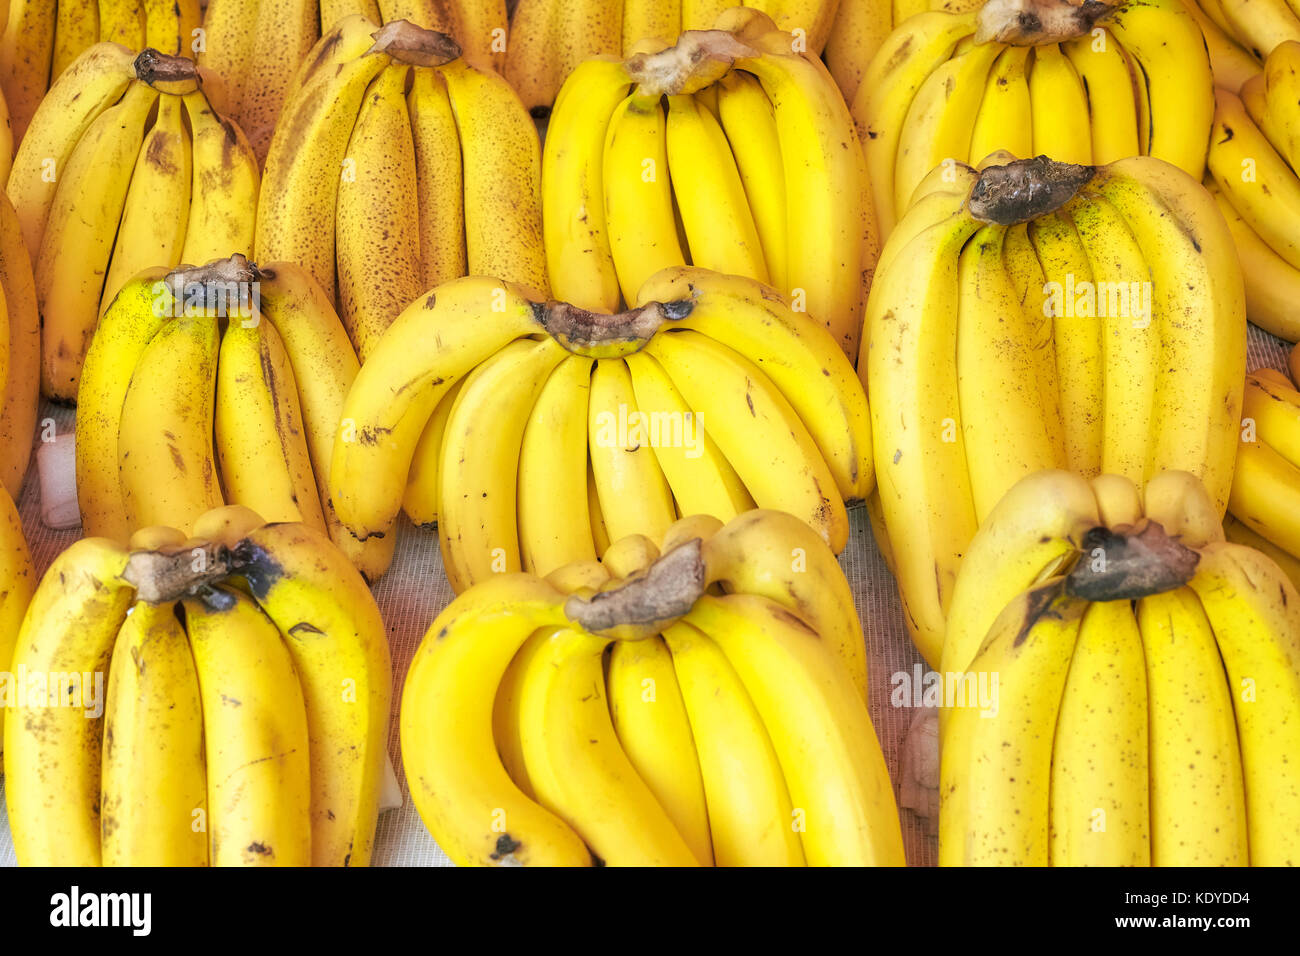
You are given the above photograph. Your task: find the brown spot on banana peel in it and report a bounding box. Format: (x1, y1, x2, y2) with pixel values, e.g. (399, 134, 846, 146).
(970, 156, 1096, 225)
(1064, 520, 1200, 602)
(564, 539, 707, 637)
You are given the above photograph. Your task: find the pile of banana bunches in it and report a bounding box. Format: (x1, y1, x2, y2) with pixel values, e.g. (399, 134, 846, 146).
(0, 0, 1297, 869)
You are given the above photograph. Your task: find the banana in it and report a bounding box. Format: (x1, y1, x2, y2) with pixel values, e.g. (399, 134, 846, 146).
(1094, 158, 1246, 515)
(214, 313, 326, 531)
(117, 313, 223, 534)
(1243, 371, 1300, 467)
(492, 627, 551, 798)
(623, 350, 755, 525)
(939, 579, 1086, 866)
(855, 10, 979, 235)
(665, 92, 769, 282)
(606, 635, 714, 866)
(702, 508, 869, 703)
(0, 193, 39, 497)
(893, 41, 1000, 219)
(181, 585, 312, 866)
(942, 470, 1099, 679)
(599, 532, 660, 579)
(647, 329, 848, 552)
(623, 0, 680, 52)
(968, 45, 1032, 167)
(739, 43, 868, 357)
(1189, 541, 1300, 866)
(1207, 179, 1300, 342)
(5, 537, 133, 865)
(1090, 468, 1146, 530)
(101, 92, 191, 316)
(232, 522, 392, 867)
(603, 90, 686, 306)
(98, 0, 146, 51)
(589, 460, 612, 556)
(1179, 0, 1261, 92)
(0, 0, 56, 144)
(541, 57, 629, 314)
(440, 57, 548, 296)
(1029, 208, 1103, 475)
(543, 559, 610, 594)
(438, 336, 566, 592)
(1143, 469, 1227, 547)
(178, 91, 259, 269)
(1063, 32, 1141, 164)
(517, 354, 597, 578)
(189, 504, 264, 547)
(1104, 0, 1215, 177)
(1223, 513, 1300, 587)
(505, 0, 620, 113)
(400, 575, 592, 866)
(1049, 598, 1150, 866)
(1135, 585, 1250, 865)
(401, 376, 464, 527)
(824, 0, 892, 104)
(637, 267, 873, 500)
(100, 598, 208, 866)
(336, 63, 423, 361)
(35, 79, 157, 400)
(956, 224, 1065, 522)
(256, 22, 389, 302)
(1217, 0, 1300, 60)
(75, 270, 173, 540)
(1027, 42, 1093, 165)
(407, 67, 468, 293)
(865, 194, 982, 667)
(51, 0, 99, 80)
(714, 71, 788, 293)
(330, 276, 542, 550)
(517, 627, 699, 866)
(1068, 189, 1157, 488)
(661, 620, 805, 866)
(587, 357, 678, 546)
(1263, 39, 1300, 170)
(144, 0, 200, 57)
(686, 592, 904, 865)
(0, 486, 35, 761)
(1227, 434, 1300, 554)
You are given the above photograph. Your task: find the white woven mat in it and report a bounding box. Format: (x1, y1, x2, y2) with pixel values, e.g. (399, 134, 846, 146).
(0, 325, 1289, 867)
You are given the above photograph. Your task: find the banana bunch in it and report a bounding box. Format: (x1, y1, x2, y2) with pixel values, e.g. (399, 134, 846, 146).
(6, 44, 258, 403)
(1207, 41, 1300, 342)
(866, 154, 1246, 667)
(1224, 359, 1300, 589)
(0, 190, 38, 497)
(544, 8, 869, 358)
(825, 0, 981, 104)
(331, 266, 873, 587)
(76, 256, 393, 579)
(1185, 0, 1300, 86)
(507, 0, 842, 113)
(0, 483, 35, 767)
(941, 468, 1300, 866)
(200, 0, 507, 164)
(256, 16, 545, 361)
(4, 506, 391, 866)
(855, 0, 1215, 238)
(0, 0, 200, 142)
(401, 511, 904, 866)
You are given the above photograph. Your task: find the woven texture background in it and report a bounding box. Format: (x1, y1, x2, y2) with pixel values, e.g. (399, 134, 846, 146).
(0, 327, 1290, 867)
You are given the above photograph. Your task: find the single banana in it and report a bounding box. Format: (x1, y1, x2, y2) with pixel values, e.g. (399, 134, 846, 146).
(1089, 473, 1147, 526)
(51, 0, 100, 80)
(1223, 513, 1300, 588)
(1063, 32, 1141, 164)
(505, 0, 620, 113)
(178, 91, 259, 268)
(98, 0, 147, 51)
(968, 45, 1032, 167)
(100, 598, 209, 866)
(599, 532, 660, 578)
(606, 636, 714, 866)
(1135, 585, 1250, 865)
(824, 0, 893, 104)
(1178, 0, 1261, 93)
(401, 376, 465, 527)
(1027, 42, 1093, 165)
(118, 313, 223, 533)
(1217, 0, 1300, 60)
(1209, 178, 1300, 342)
(1227, 434, 1300, 554)
(1143, 469, 1228, 547)
(0, 193, 39, 497)
(0, 486, 35, 761)
(407, 67, 467, 294)
(623, 0, 680, 52)
(1263, 40, 1300, 170)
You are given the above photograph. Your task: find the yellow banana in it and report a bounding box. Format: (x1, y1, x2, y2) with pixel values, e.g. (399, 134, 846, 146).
(968, 44, 1032, 167)
(1027, 42, 1093, 165)
(178, 91, 259, 268)
(407, 67, 468, 293)
(0, 193, 39, 497)
(1063, 32, 1141, 164)
(401, 376, 464, 528)
(0, 485, 35, 761)
(1143, 468, 1227, 547)
(1209, 178, 1300, 342)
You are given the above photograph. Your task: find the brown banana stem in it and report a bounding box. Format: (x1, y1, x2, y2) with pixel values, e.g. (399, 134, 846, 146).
(564, 538, 707, 636)
(624, 30, 759, 95)
(1064, 520, 1201, 602)
(974, 0, 1111, 45)
(969, 155, 1096, 225)
(535, 299, 692, 357)
(123, 543, 233, 605)
(369, 20, 462, 66)
(133, 49, 200, 91)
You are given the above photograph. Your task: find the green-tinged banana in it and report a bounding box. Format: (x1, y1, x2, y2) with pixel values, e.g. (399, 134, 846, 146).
(118, 314, 223, 533)
(662, 621, 805, 866)
(1135, 585, 1249, 865)
(101, 599, 208, 866)
(1049, 598, 1150, 866)
(5, 538, 133, 865)
(607, 636, 713, 866)
(517, 354, 597, 578)
(182, 585, 312, 866)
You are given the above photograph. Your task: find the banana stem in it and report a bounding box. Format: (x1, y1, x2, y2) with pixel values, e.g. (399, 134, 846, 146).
(123, 543, 233, 605)
(535, 298, 692, 357)
(1064, 520, 1201, 602)
(133, 49, 201, 93)
(974, 0, 1111, 46)
(969, 155, 1096, 225)
(368, 20, 462, 67)
(564, 538, 707, 636)
(624, 30, 759, 96)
